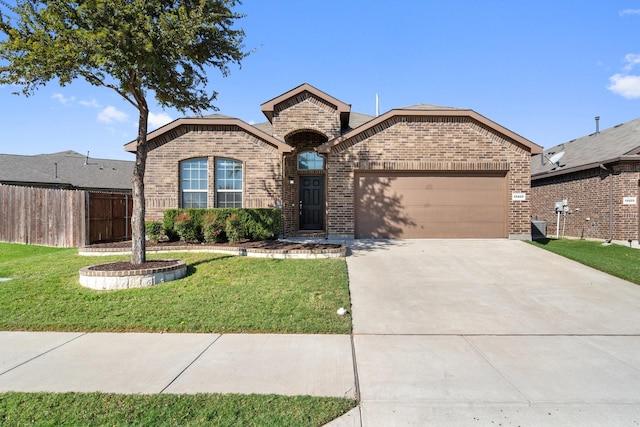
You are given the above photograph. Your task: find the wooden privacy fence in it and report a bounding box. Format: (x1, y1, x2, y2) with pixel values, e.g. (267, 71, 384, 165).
(0, 184, 132, 247)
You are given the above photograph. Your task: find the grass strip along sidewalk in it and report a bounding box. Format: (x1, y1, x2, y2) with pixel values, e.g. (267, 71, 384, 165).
(530, 238, 640, 286)
(0, 392, 356, 426)
(0, 243, 355, 426)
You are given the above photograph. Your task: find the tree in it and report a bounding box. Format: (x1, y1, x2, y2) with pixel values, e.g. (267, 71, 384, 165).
(0, 0, 247, 264)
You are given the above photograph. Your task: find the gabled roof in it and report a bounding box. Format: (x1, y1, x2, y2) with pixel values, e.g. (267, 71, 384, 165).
(0, 151, 133, 192)
(317, 107, 542, 154)
(532, 116, 640, 179)
(124, 116, 293, 153)
(260, 83, 351, 128)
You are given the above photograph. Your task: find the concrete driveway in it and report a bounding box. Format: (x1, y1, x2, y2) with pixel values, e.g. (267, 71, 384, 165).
(344, 239, 640, 426)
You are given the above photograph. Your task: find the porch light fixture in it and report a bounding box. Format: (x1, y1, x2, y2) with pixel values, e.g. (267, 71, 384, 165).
(288, 176, 295, 185)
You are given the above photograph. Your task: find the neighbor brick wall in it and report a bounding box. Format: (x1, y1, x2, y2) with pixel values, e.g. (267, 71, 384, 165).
(531, 162, 640, 241)
(326, 116, 533, 238)
(144, 125, 282, 221)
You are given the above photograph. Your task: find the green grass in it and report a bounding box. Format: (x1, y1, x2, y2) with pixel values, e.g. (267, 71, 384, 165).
(529, 238, 640, 285)
(0, 243, 351, 333)
(0, 392, 357, 426)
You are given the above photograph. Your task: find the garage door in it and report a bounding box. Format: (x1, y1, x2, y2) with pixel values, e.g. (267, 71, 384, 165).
(355, 172, 507, 238)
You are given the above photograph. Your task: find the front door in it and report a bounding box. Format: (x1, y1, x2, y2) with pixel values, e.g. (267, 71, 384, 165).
(299, 176, 324, 230)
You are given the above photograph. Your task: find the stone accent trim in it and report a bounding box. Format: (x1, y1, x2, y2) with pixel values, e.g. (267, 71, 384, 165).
(79, 260, 187, 290)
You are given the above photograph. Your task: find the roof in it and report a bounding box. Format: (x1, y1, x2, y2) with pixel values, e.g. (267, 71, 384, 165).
(0, 151, 134, 192)
(532, 116, 640, 179)
(317, 107, 542, 154)
(124, 117, 292, 153)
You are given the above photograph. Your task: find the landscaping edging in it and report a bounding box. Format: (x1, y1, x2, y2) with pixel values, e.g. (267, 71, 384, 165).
(79, 260, 187, 290)
(79, 243, 347, 259)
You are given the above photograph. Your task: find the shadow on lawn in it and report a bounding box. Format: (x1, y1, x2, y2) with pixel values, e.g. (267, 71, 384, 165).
(185, 255, 235, 277)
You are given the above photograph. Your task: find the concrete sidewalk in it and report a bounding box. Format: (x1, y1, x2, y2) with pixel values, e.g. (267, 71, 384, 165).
(0, 332, 356, 397)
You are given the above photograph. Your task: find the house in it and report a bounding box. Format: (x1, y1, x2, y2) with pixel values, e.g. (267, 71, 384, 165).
(0, 150, 133, 193)
(127, 83, 541, 239)
(531, 117, 640, 242)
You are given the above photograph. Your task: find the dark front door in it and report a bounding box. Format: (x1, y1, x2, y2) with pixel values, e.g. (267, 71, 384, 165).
(299, 176, 324, 230)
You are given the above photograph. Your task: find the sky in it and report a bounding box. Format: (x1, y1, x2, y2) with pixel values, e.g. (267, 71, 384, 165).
(1, 1, 640, 161)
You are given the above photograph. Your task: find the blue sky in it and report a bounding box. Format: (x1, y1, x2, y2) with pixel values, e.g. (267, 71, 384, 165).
(1, 1, 640, 161)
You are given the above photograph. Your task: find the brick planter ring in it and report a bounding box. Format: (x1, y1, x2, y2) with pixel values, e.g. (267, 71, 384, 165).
(79, 260, 187, 290)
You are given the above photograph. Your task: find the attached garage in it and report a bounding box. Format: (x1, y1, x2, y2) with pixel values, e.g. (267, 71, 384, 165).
(355, 171, 508, 239)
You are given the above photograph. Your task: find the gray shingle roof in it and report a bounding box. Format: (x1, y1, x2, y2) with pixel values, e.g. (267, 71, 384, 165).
(0, 151, 134, 192)
(531, 117, 640, 177)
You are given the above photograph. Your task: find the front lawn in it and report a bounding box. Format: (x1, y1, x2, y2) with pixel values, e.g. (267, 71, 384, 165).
(0, 392, 357, 426)
(529, 238, 640, 285)
(0, 243, 352, 333)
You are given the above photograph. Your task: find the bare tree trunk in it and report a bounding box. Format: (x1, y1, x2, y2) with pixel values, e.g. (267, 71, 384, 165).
(131, 103, 149, 265)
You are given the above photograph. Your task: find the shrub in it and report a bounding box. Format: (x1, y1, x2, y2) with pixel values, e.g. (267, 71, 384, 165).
(225, 212, 248, 243)
(174, 212, 200, 242)
(145, 221, 163, 243)
(202, 212, 227, 243)
(162, 208, 282, 243)
(162, 209, 181, 241)
(245, 209, 281, 240)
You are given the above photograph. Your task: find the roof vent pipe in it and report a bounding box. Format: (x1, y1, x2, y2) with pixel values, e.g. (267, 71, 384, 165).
(54, 162, 58, 179)
(595, 116, 600, 135)
(85, 151, 89, 165)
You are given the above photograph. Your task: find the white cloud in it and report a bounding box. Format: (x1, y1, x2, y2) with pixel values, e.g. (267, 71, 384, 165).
(148, 111, 173, 129)
(79, 99, 102, 108)
(607, 74, 640, 99)
(52, 93, 75, 105)
(620, 8, 640, 16)
(97, 106, 128, 124)
(622, 53, 640, 71)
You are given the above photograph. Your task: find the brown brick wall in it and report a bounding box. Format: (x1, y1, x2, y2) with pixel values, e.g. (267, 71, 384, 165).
(327, 116, 533, 238)
(531, 162, 640, 241)
(144, 125, 282, 221)
(271, 92, 342, 140)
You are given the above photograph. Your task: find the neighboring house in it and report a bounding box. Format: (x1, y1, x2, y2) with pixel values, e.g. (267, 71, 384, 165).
(0, 150, 133, 193)
(127, 83, 541, 239)
(531, 118, 640, 242)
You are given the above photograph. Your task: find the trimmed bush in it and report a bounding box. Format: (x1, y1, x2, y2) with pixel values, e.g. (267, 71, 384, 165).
(174, 212, 200, 242)
(145, 221, 163, 243)
(202, 212, 227, 243)
(162, 209, 181, 241)
(163, 208, 281, 243)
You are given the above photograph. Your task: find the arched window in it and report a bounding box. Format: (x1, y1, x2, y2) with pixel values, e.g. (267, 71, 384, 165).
(215, 158, 243, 208)
(298, 151, 324, 170)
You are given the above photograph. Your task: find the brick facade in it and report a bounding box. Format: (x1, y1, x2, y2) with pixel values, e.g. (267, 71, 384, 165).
(138, 84, 539, 239)
(531, 163, 640, 241)
(326, 116, 533, 238)
(144, 125, 282, 220)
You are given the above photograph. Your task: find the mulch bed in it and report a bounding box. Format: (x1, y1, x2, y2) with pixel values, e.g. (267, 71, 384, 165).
(87, 239, 342, 251)
(87, 260, 180, 272)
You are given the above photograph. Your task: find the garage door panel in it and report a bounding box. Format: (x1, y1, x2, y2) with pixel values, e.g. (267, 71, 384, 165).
(355, 173, 507, 238)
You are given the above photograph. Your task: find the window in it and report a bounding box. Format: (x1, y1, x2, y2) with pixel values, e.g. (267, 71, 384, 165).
(298, 151, 324, 170)
(180, 158, 208, 208)
(216, 158, 242, 208)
